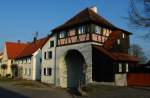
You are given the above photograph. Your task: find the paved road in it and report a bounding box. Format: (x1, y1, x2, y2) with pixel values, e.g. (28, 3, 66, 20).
(0, 81, 150, 98)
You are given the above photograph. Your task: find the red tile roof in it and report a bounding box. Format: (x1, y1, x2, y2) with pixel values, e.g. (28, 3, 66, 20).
(16, 37, 50, 58)
(93, 45, 139, 62)
(6, 36, 50, 59)
(6, 42, 28, 59)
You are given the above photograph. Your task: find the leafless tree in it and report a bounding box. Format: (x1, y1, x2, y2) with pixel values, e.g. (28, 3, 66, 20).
(128, 0, 150, 28)
(129, 44, 147, 63)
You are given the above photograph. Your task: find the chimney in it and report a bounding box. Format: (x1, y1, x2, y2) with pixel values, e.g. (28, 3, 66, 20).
(18, 40, 21, 43)
(90, 6, 98, 13)
(33, 37, 37, 43)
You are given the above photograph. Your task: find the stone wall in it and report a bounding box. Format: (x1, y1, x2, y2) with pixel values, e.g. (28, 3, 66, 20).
(55, 42, 93, 88)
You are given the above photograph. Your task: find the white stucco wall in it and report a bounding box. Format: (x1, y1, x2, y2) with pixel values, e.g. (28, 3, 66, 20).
(41, 35, 56, 84)
(16, 49, 42, 81)
(1, 44, 12, 76)
(55, 42, 93, 88)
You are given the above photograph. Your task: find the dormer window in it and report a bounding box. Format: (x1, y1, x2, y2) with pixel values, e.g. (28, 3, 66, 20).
(59, 31, 66, 38)
(95, 25, 101, 34)
(78, 26, 86, 34)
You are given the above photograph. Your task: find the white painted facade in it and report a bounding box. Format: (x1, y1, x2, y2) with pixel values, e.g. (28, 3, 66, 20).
(41, 35, 56, 84)
(1, 45, 12, 76)
(14, 49, 42, 80)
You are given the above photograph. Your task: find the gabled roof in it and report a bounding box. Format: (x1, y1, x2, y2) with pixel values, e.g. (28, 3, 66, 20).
(93, 45, 139, 62)
(6, 42, 28, 59)
(5, 36, 50, 59)
(52, 7, 131, 34)
(16, 36, 50, 58)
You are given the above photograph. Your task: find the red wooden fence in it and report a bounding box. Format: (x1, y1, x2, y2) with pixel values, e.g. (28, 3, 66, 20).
(127, 73, 150, 86)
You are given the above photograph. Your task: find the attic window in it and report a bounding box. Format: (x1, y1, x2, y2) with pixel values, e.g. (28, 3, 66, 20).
(78, 26, 86, 34)
(95, 26, 101, 34)
(50, 41, 54, 47)
(59, 31, 66, 38)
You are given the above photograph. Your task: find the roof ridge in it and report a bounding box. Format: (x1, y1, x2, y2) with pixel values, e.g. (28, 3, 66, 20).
(6, 41, 27, 45)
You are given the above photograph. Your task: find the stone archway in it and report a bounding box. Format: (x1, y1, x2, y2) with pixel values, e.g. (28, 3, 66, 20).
(59, 49, 86, 88)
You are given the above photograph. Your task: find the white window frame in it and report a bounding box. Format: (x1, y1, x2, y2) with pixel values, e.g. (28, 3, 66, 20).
(117, 39, 120, 45)
(122, 33, 125, 38)
(126, 63, 129, 72)
(119, 63, 122, 72)
(78, 26, 85, 34)
(59, 31, 66, 38)
(95, 25, 101, 34)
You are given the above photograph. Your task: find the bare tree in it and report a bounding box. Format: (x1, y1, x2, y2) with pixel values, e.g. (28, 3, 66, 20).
(129, 44, 147, 63)
(128, 0, 150, 28)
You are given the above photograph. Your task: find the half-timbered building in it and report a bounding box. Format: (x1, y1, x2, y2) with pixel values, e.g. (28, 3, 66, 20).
(46, 6, 139, 88)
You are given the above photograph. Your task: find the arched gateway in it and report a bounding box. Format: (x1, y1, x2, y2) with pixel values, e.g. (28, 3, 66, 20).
(59, 49, 86, 88)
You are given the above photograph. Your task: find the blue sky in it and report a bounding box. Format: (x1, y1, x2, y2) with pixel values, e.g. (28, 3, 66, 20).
(0, 0, 149, 57)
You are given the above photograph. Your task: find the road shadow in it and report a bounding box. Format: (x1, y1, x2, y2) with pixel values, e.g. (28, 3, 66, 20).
(0, 87, 29, 98)
(130, 86, 150, 91)
(67, 88, 81, 97)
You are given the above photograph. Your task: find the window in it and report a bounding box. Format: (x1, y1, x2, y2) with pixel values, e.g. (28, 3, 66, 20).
(23, 59, 26, 64)
(122, 33, 125, 38)
(50, 41, 54, 47)
(47, 68, 52, 76)
(59, 31, 66, 38)
(44, 68, 46, 75)
(125, 63, 129, 72)
(44, 52, 47, 59)
(78, 26, 86, 34)
(28, 58, 31, 63)
(102, 28, 107, 36)
(25, 68, 27, 75)
(117, 39, 120, 45)
(95, 26, 101, 34)
(48, 51, 52, 59)
(29, 68, 31, 76)
(119, 63, 122, 72)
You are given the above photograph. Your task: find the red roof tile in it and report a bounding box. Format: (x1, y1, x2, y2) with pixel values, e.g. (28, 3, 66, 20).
(6, 42, 28, 59)
(93, 45, 139, 62)
(6, 36, 50, 59)
(16, 36, 50, 58)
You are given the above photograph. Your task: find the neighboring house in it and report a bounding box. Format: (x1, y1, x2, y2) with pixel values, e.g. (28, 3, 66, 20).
(41, 35, 56, 84)
(1, 41, 27, 77)
(45, 6, 139, 88)
(14, 36, 50, 80)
